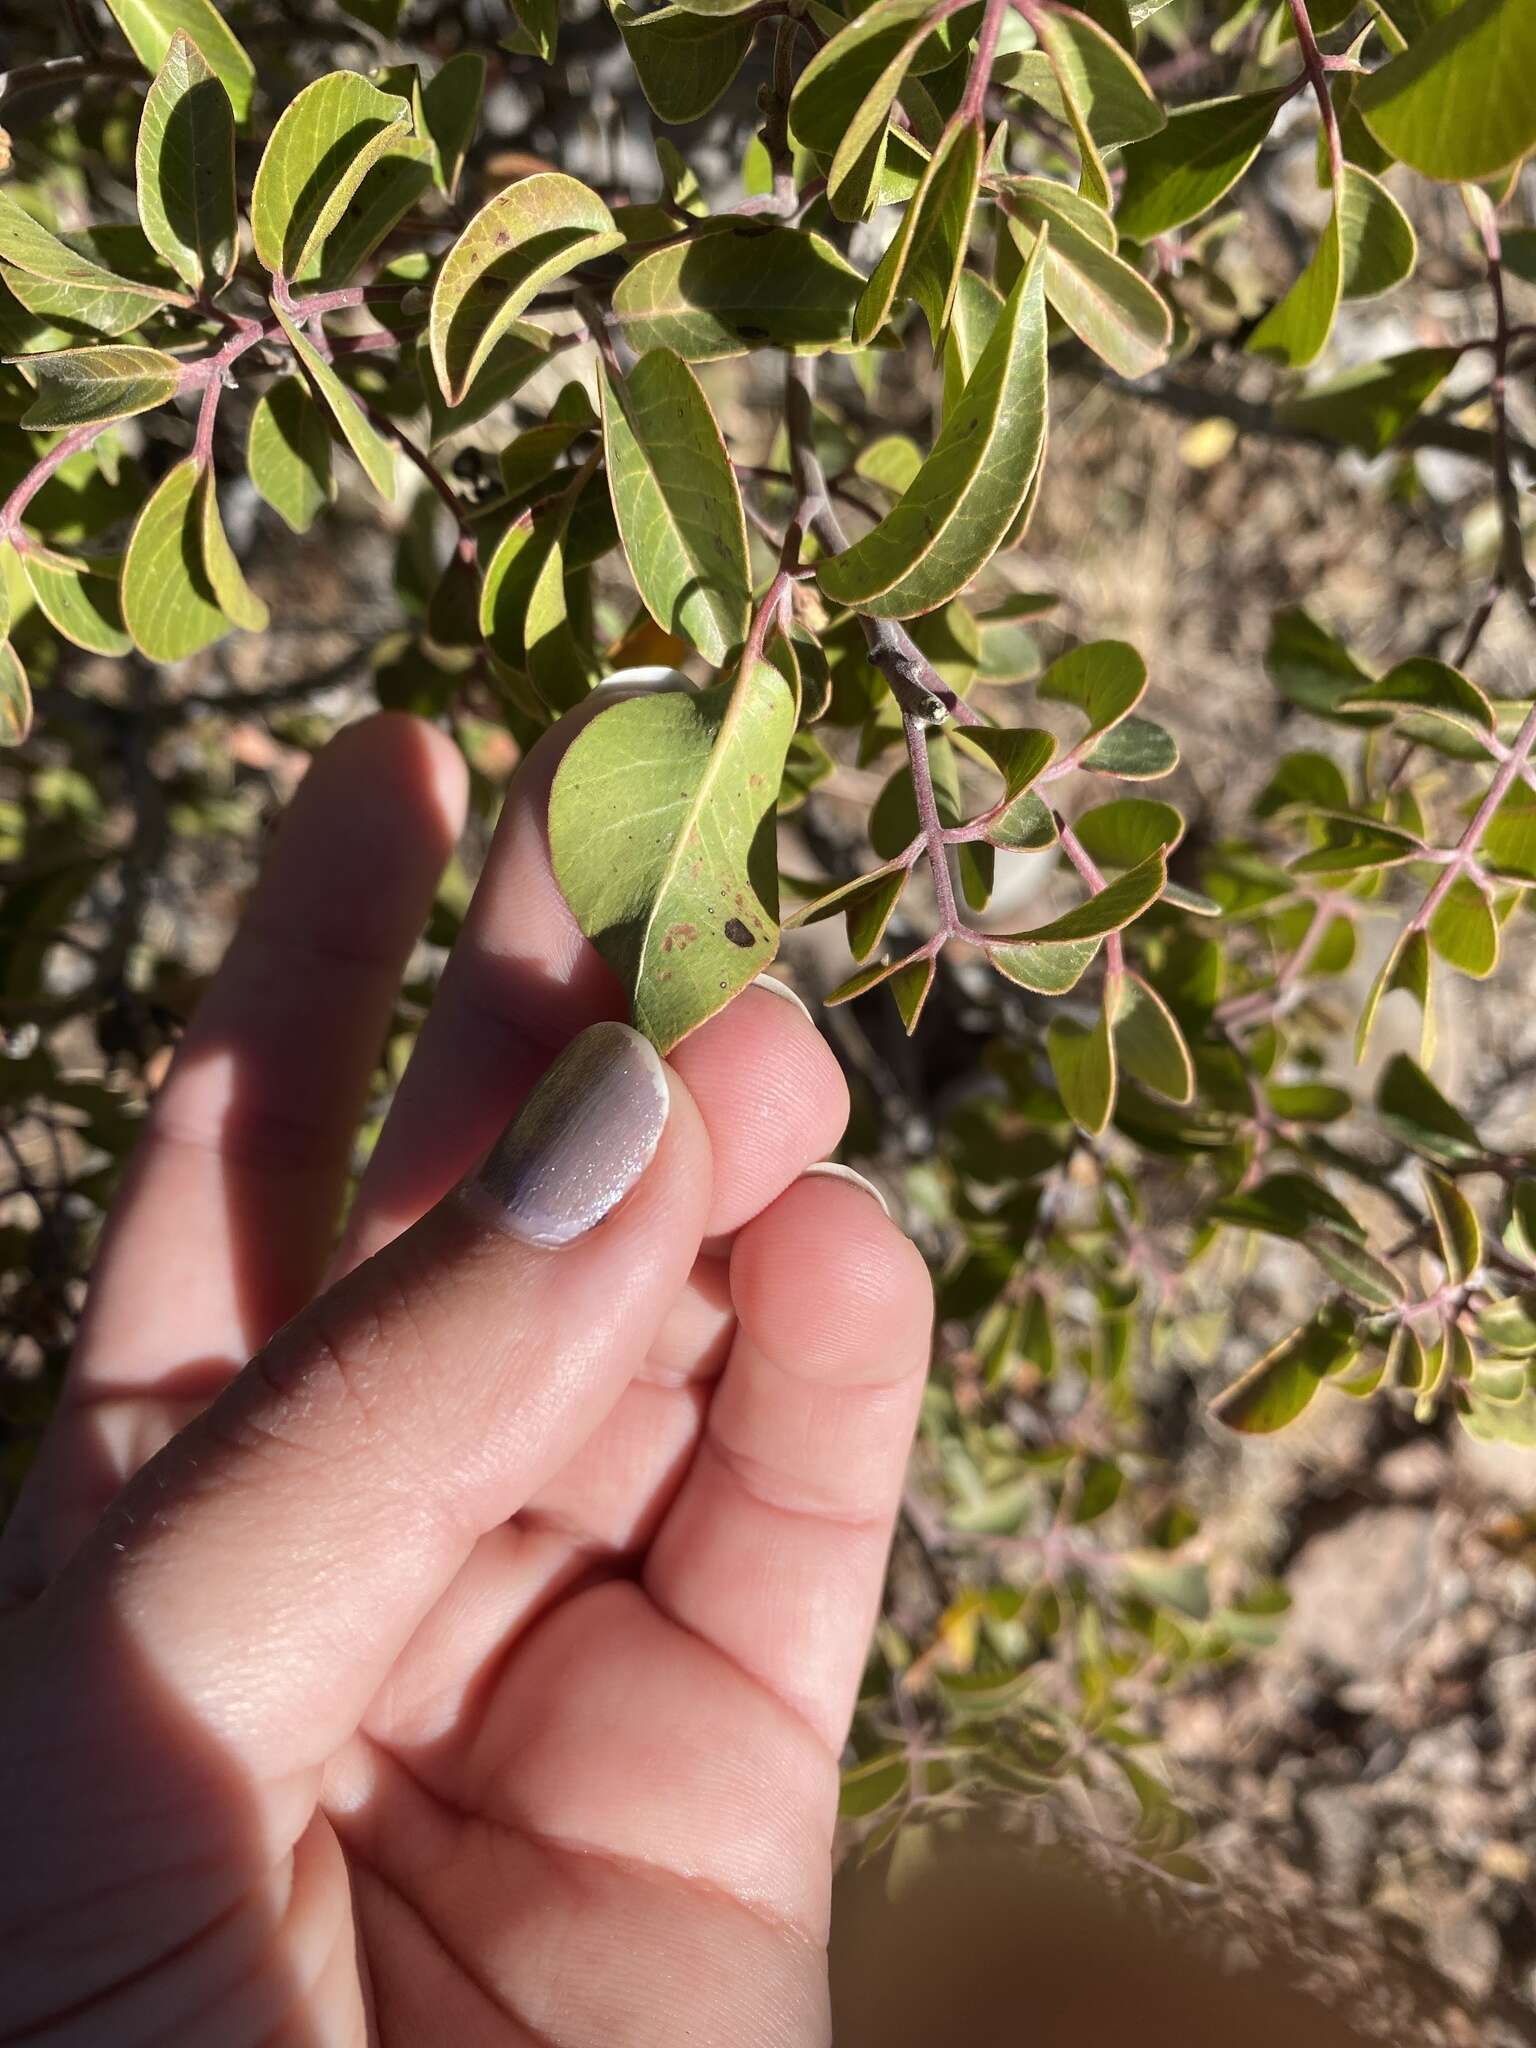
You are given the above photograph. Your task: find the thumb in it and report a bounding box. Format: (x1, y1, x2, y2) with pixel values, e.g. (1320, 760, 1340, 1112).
(40, 1022, 711, 1781)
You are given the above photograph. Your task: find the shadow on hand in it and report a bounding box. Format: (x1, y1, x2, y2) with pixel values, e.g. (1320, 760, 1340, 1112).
(0, 1587, 330, 2043)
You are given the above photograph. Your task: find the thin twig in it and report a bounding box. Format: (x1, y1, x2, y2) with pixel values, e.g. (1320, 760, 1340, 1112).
(1285, 0, 1343, 190)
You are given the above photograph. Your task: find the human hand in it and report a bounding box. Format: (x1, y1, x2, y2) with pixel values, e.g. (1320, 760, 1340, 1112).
(0, 706, 932, 2047)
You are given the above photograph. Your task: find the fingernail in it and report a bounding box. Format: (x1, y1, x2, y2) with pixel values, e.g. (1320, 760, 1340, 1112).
(801, 1162, 891, 1218)
(591, 666, 691, 698)
(467, 1022, 670, 1248)
(752, 972, 813, 1024)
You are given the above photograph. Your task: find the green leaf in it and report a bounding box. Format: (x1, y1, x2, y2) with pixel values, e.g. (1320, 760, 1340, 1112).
(1003, 186, 1172, 379)
(120, 456, 233, 662)
(854, 116, 982, 345)
(419, 53, 486, 198)
(1303, 1227, 1407, 1309)
(338, 0, 405, 27)
(1341, 655, 1493, 739)
(1477, 1293, 1536, 1357)
(987, 789, 1059, 851)
(1072, 796, 1182, 867)
(1210, 1303, 1358, 1434)
(612, 2, 755, 124)
(1265, 606, 1377, 721)
(1115, 89, 1287, 241)
(251, 72, 413, 282)
(135, 30, 236, 294)
(1357, 0, 1536, 180)
(0, 641, 32, 746)
(549, 664, 796, 1052)
(1248, 166, 1415, 368)
(817, 235, 1048, 618)
(1212, 1171, 1363, 1239)
(429, 172, 620, 405)
(1424, 1166, 1481, 1283)
(1337, 168, 1417, 299)
(1049, 1000, 1117, 1134)
(1112, 971, 1193, 1101)
(1428, 874, 1499, 977)
(600, 350, 751, 665)
(503, 0, 559, 58)
(0, 191, 173, 321)
(296, 147, 434, 291)
(1276, 347, 1459, 454)
(1247, 202, 1341, 370)
(1483, 785, 1536, 884)
(198, 469, 268, 633)
(788, 860, 911, 963)
(19, 545, 131, 655)
(839, 1751, 909, 1820)
(958, 724, 1057, 800)
(101, 0, 254, 122)
(1081, 714, 1178, 778)
(1376, 1053, 1482, 1164)
(890, 953, 937, 1032)
(794, 0, 937, 223)
(14, 344, 180, 430)
(1034, 5, 1165, 147)
(246, 376, 335, 535)
(1356, 926, 1432, 1061)
(988, 850, 1167, 992)
(612, 225, 865, 363)
(271, 303, 397, 500)
(423, 324, 554, 442)
(1038, 637, 1146, 733)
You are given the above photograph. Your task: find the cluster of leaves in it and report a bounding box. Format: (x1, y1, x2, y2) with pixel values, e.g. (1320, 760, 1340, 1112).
(2, 0, 1535, 1875)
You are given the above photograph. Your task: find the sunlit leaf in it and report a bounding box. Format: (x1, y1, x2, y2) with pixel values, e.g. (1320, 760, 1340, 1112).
(613, 225, 865, 362)
(550, 664, 796, 1051)
(1357, 0, 1536, 179)
(251, 71, 414, 281)
(271, 303, 397, 499)
(120, 455, 233, 661)
(135, 30, 237, 293)
(246, 376, 335, 534)
(430, 173, 621, 403)
(1211, 1302, 1358, 1433)
(600, 349, 751, 665)
(818, 235, 1048, 618)
(102, 0, 254, 122)
(14, 344, 180, 430)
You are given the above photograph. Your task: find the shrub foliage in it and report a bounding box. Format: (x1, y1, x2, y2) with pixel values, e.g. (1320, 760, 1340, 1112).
(2, 0, 1535, 1866)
